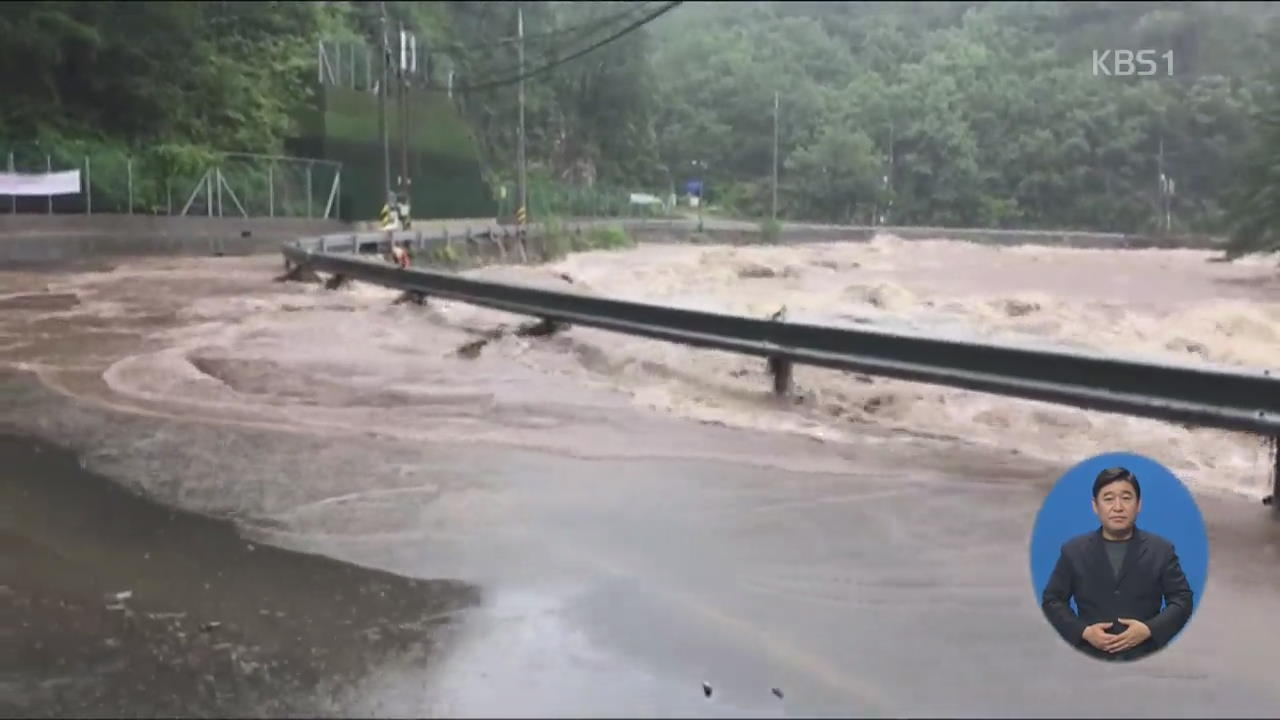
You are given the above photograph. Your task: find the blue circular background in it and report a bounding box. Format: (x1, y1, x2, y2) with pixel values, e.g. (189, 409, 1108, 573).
(1029, 452, 1208, 645)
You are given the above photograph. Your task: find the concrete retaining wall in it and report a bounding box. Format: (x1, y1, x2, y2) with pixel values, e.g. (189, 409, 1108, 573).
(0, 214, 353, 266)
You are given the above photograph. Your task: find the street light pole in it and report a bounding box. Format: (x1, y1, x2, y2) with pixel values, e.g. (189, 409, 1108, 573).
(399, 23, 411, 209)
(692, 159, 705, 232)
(661, 164, 673, 212)
(378, 1, 391, 206)
(771, 90, 779, 221)
(517, 5, 528, 225)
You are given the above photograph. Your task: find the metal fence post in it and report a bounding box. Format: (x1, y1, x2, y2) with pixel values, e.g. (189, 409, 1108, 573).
(126, 157, 133, 215)
(216, 167, 224, 217)
(9, 152, 15, 214)
(46, 155, 52, 214)
(85, 155, 92, 215)
(322, 167, 340, 220)
(166, 179, 172, 215)
(268, 162, 275, 218)
(306, 162, 313, 218)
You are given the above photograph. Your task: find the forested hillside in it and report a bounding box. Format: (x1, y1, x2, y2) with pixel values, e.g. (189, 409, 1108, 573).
(1, 1, 1277, 252)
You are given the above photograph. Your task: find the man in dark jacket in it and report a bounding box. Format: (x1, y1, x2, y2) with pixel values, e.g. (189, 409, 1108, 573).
(1041, 467, 1195, 661)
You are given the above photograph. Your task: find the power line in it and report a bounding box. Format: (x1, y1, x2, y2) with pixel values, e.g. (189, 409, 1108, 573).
(450, 0, 680, 93)
(441, 1, 656, 55)
(431, 2, 657, 94)
(443, 1, 682, 94)
(356, 3, 664, 97)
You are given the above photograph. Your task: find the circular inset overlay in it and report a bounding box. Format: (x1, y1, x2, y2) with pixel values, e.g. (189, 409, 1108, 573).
(1029, 452, 1208, 660)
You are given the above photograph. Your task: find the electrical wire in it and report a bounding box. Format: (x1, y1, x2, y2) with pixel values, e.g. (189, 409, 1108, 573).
(380, 3, 658, 94)
(431, 1, 657, 92)
(440, 1, 657, 54)
(442, 1, 682, 94)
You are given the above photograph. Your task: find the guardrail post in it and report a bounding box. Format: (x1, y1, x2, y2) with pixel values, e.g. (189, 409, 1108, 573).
(768, 356, 793, 396)
(1266, 437, 1279, 511)
(766, 306, 792, 397)
(394, 290, 427, 306)
(279, 263, 322, 284)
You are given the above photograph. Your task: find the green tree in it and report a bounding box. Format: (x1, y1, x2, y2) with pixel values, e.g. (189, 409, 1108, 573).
(785, 127, 883, 223)
(1224, 68, 1280, 258)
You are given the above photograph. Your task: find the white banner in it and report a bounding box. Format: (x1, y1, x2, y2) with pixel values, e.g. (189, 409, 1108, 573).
(629, 192, 662, 206)
(0, 170, 82, 196)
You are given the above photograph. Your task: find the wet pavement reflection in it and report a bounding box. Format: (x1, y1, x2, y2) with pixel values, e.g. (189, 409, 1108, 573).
(0, 434, 478, 718)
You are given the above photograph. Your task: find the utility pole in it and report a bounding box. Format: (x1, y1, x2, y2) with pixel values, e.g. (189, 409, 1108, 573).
(378, 1, 391, 205)
(884, 119, 895, 226)
(692, 159, 705, 232)
(1158, 134, 1163, 232)
(398, 23, 411, 209)
(1158, 134, 1172, 235)
(771, 90, 779, 221)
(517, 5, 528, 226)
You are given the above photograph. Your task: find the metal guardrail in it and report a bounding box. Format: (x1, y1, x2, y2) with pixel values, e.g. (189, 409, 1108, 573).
(282, 228, 1280, 504)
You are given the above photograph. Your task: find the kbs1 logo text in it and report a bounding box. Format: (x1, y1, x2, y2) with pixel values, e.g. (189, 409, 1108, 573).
(1092, 50, 1174, 77)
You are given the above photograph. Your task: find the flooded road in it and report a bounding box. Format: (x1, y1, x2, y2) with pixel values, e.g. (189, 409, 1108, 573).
(2, 238, 1280, 716)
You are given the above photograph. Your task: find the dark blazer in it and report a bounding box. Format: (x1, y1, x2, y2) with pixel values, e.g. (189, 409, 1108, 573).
(1041, 526, 1194, 661)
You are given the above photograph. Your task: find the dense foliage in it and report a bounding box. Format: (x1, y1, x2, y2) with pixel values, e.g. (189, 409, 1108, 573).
(642, 1, 1279, 239)
(2, 1, 1277, 251)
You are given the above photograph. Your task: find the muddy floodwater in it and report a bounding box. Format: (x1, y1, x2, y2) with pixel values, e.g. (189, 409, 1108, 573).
(2, 234, 1279, 717)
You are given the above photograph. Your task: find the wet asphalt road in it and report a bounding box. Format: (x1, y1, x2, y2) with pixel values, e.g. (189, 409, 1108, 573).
(0, 433, 478, 718)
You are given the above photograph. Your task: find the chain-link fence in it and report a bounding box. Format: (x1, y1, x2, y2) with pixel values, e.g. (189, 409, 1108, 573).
(1, 142, 341, 218)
